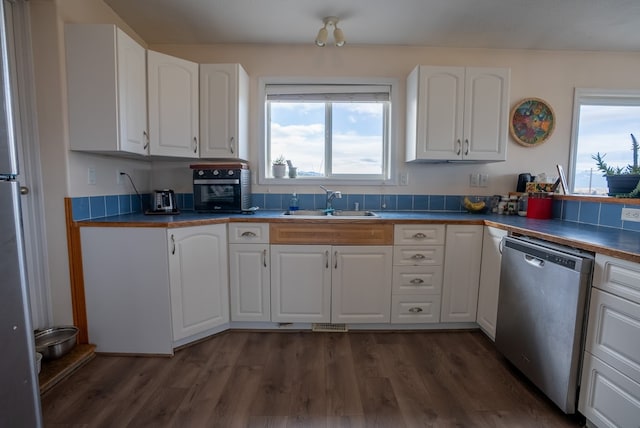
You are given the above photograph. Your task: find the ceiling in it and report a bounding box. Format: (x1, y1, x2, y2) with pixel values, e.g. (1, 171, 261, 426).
(104, 0, 640, 52)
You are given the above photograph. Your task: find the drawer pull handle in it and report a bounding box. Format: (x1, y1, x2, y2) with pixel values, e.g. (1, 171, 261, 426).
(410, 278, 424, 284)
(413, 232, 427, 239)
(241, 231, 257, 237)
(411, 254, 426, 260)
(408, 307, 423, 313)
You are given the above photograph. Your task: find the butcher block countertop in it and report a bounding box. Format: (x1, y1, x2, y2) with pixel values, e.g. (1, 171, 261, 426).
(76, 210, 640, 263)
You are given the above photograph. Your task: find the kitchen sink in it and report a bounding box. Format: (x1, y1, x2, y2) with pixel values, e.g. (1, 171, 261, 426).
(281, 210, 378, 218)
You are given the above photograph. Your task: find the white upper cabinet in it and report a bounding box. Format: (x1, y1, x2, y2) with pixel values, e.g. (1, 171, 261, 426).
(65, 24, 148, 156)
(200, 64, 249, 159)
(406, 65, 510, 162)
(147, 50, 199, 157)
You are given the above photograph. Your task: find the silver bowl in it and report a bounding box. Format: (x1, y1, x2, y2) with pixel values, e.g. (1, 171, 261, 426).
(35, 326, 78, 360)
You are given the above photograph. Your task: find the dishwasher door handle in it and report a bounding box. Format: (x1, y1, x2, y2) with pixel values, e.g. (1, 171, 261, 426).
(524, 254, 545, 268)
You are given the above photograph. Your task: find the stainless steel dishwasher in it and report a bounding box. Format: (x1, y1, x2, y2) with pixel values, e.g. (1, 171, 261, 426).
(495, 236, 594, 414)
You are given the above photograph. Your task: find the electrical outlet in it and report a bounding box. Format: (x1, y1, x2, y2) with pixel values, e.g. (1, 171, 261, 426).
(479, 173, 489, 187)
(116, 169, 124, 185)
(399, 171, 409, 186)
(87, 167, 96, 185)
(469, 173, 479, 187)
(621, 208, 640, 222)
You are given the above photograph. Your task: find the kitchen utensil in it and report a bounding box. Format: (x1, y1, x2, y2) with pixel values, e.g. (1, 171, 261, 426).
(146, 189, 178, 214)
(35, 326, 78, 360)
(516, 173, 533, 192)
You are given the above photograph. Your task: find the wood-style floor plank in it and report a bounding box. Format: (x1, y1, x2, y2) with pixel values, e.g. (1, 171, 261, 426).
(41, 330, 583, 427)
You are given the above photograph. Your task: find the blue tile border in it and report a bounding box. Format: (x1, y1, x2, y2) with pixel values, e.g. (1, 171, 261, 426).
(70, 192, 640, 232)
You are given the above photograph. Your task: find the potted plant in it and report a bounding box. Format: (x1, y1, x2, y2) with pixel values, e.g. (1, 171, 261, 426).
(592, 133, 640, 197)
(272, 155, 287, 178)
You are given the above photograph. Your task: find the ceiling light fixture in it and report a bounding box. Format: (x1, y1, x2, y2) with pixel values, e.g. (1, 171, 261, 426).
(315, 16, 345, 47)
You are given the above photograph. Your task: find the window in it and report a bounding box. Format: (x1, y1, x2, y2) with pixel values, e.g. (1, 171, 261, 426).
(262, 81, 393, 183)
(570, 89, 640, 194)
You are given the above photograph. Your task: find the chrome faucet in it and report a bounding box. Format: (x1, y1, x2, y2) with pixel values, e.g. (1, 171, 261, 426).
(320, 185, 342, 211)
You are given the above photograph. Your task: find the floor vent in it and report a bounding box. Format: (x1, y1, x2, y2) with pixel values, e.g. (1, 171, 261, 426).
(312, 323, 348, 332)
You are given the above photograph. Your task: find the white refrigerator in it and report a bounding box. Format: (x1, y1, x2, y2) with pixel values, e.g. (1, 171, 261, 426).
(0, 0, 43, 425)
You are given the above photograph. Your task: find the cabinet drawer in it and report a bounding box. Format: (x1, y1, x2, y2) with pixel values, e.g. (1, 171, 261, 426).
(585, 288, 640, 384)
(579, 352, 640, 428)
(594, 254, 640, 305)
(392, 265, 442, 294)
(393, 245, 444, 266)
(228, 223, 269, 243)
(391, 295, 441, 324)
(394, 224, 445, 245)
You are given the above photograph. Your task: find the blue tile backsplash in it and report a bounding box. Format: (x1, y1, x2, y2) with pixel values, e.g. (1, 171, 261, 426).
(70, 192, 640, 232)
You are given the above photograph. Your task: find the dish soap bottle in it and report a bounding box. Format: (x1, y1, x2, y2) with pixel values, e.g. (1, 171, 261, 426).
(289, 193, 299, 211)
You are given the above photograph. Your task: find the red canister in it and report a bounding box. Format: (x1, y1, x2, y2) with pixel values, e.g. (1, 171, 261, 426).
(526, 194, 553, 219)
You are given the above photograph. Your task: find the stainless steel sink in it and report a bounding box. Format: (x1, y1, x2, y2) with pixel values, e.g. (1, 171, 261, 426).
(331, 210, 378, 217)
(282, 210, 378, 218)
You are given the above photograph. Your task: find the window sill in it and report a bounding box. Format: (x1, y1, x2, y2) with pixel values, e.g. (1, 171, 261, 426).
(557, 194, 640, 205)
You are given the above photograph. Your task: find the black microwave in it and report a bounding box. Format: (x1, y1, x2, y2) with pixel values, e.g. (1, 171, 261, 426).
(191, 163, 251, 213)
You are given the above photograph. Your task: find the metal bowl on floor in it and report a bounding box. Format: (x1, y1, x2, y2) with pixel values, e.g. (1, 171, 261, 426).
(35, 326, 78, 360)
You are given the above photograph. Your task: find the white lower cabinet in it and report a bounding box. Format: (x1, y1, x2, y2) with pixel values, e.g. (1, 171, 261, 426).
(579, 254, 640, 427)
(441, 225, 483, 322)
(270, 245, 392, 323)
(391, 225, 445, 323)
(228, 223, 270, 322)
(81, 227, 173, 355)
(331, 246, 393, 323)
(270, 245, 332, 323)
(476, 226, 507, 339)
(168, 224, 229, 342)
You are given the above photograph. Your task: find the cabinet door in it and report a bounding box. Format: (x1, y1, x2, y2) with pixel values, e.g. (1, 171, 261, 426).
(331, 246, 393, 323)
(441, 225, 483, 322)
(408, 66, 464, 161)
(579, 352, 640, 428)
(476, 226, 507, 339)
(229, 244, 270, 322)
(199, 63, 249, 159)
(81, 227, 173, 355)
(463, 67, 510, 161)
(65, 24, 147, 155)
(116, 29, 148, 155)
(168, 224, 229, 342)
(148, 51, 199, 157)
(270, 245, 331, 323)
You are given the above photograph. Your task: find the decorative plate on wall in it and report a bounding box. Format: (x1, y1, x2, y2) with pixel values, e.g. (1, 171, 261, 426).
(509, 98, 555, 147)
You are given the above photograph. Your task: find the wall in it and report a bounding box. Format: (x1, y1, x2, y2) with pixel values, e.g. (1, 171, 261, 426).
(148, 44, 640, 197)
(28, 0, 640, 324)
(28, 0, 149, 325)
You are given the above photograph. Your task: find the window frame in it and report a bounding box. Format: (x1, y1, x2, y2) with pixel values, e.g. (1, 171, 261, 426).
(570, 88, 640, 194)
(258, 76, 398, 185)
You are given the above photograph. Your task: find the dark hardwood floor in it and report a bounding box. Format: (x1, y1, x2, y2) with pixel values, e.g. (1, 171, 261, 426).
(41, 330, 583, 427)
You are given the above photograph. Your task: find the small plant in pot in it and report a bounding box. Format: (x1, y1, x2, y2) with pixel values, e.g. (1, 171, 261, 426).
(592, 133, 640, 197)
(272, 155, 287, 178)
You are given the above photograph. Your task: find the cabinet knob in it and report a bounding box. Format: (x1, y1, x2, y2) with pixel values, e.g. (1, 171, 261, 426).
(409, 278, 424, 284)
(408, 307, 423, 313)
(20, 186, 29, 195)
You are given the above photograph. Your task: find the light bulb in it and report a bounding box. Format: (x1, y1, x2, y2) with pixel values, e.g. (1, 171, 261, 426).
(315, 27, 328, 47)
(333, 27, 345, 47)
